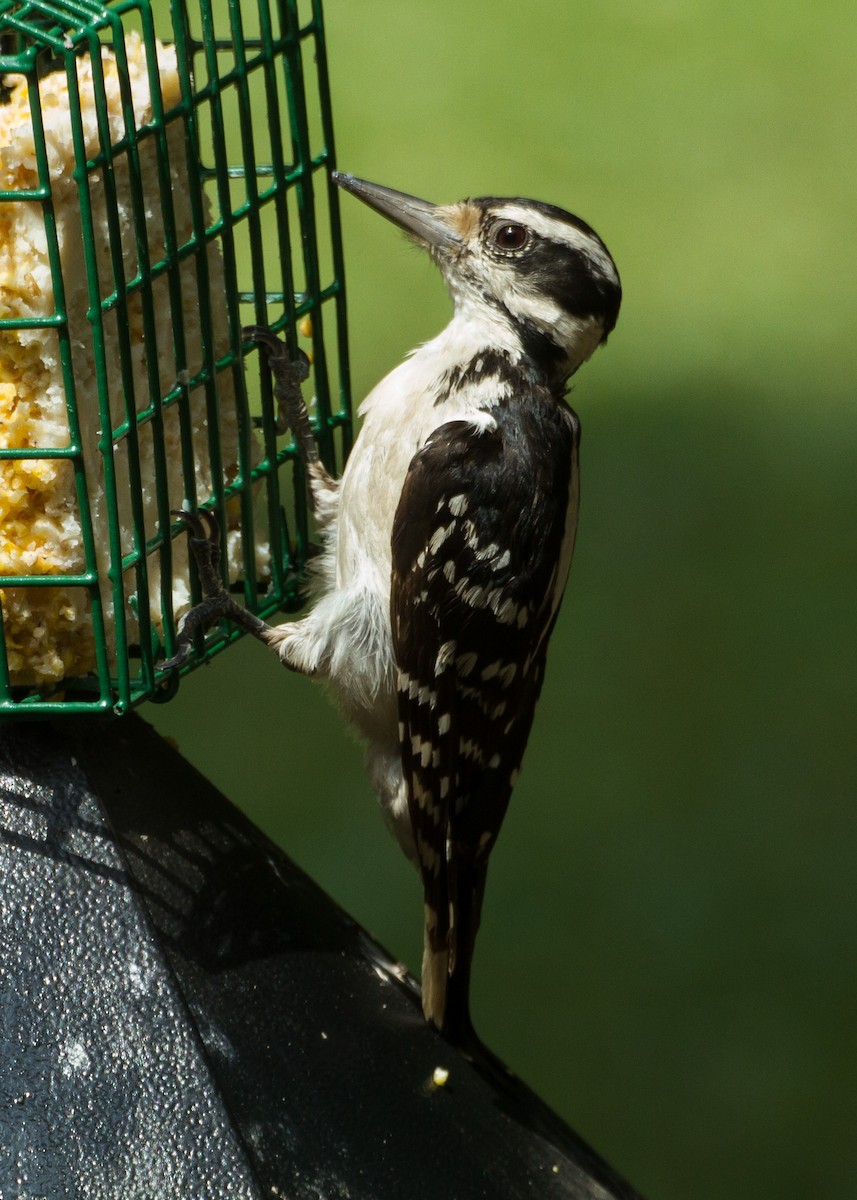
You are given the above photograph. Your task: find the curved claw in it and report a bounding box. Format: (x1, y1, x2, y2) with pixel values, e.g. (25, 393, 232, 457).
(243, 323, 282, 355)
(170, 508, 220, 548)
(244, 325, 310, 384)
(160, 641, 192, 673)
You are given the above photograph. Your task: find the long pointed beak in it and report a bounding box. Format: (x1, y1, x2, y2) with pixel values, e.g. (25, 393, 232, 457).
(332, 172, 461, 251)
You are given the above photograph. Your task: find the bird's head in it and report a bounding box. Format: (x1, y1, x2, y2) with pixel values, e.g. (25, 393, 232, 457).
(333, 172, 621, 382)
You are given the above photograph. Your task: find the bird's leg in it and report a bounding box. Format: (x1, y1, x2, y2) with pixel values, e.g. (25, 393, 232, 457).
(161, 326, 339, 673)
(245, 325, 339, 528)
(160, 510, 273, 671)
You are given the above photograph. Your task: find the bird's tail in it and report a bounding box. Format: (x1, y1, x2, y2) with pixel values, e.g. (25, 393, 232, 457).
(421, 859, 488, 1046)
(420, 910, 450, 1029)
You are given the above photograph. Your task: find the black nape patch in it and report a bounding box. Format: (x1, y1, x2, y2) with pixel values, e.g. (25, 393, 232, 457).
(435, 349, 518, 402)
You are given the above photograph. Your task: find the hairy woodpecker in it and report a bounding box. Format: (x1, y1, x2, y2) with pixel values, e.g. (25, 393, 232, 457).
(168, 172, 621, 1045)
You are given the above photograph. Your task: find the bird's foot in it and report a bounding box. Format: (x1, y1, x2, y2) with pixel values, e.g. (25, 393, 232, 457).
(160, 510, 270, 670)
(245, 325, 313, 446)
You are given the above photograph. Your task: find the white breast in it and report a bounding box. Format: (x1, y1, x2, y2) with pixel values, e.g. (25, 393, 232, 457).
(334, 313, 521, 593)
(304, 312, 525, 729)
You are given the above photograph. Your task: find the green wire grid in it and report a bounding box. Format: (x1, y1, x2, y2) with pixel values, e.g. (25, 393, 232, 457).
(0, 0, 350, 716)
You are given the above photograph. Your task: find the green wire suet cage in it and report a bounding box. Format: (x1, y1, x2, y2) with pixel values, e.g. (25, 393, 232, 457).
(0, 0, 350, 717)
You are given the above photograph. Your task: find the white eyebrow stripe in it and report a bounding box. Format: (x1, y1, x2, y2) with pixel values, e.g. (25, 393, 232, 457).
(493, 203, 619, 285)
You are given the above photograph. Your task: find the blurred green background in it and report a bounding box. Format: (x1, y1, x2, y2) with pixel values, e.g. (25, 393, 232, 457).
(148, 3, 856, 1198)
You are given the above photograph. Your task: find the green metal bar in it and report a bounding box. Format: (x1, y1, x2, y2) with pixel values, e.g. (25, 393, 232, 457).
(62, 35, 134, 711)
(278, 3, 335, 470)
(224, 0, 263, 608)
(138, 0, 186, 665)
(0, 623, 11, 702)
(166, 0, 221, 661)
(311, 0, 352, 457)
(0, 573, 97, 587)
(0, 447, 80, 459)
(109, 13, 177, 694)
(250, 0, 299, 596)
(190, 0, 233, 594)
(25, 44, 114, 706)
(88, 19, 158, 708)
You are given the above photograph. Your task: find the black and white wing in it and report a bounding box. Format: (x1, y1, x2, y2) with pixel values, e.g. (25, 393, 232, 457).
(390, 393, 579, 1039)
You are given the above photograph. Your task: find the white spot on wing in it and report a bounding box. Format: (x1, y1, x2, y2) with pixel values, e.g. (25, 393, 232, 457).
(435, 641, 457, 672)
(458, 582, 488, 607)
(456, 651, 478, 676)
(495, 597, 519, 625)
(500, 662, 517, 687)
(429, 523, 454, 555)
(459, 737, 484, 764)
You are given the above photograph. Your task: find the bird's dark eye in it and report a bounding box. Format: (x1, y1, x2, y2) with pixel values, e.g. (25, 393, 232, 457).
(492, 222, 529, 252)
